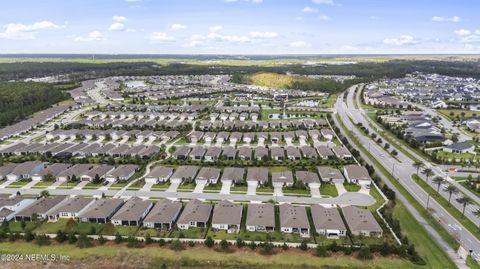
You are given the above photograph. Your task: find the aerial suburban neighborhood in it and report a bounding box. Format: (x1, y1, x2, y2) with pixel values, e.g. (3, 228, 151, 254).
(1, 1, 480, 269)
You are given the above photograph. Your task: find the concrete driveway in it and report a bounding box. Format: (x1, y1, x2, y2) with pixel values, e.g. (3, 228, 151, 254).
(140, 182, 154, 192)
(74, 181, 89, 190)
(247, 181, 258, 195)
(273, 185, 284, 196)
(166, 182, 180, 192)
(193, 180, 207, 193)
(220, 180, 231, 194)
(335, 183, 347, 195)
(309, 183, 321, 198)
(47, 181, 64, 189)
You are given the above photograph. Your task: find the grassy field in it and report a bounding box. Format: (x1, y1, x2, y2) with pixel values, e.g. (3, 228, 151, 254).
(0, 241, 437, 269)
(438, 109, 480, 121)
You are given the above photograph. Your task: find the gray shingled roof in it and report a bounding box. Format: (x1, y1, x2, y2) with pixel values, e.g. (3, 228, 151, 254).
(246, 203, 275, 228)
(176, 199, 212, 225)
(79, 198, 124, 219)
(311, 205, 346, 231)
(111, 197, 152, 221)
(342, 205, 382, 234)
(143, 199, 182, 224)
(279, 204, 309, 229)
(212, 200, 242, 226)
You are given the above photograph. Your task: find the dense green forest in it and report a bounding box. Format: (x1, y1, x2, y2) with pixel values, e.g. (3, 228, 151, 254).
(0, 82, 69, 127)
(1, 59, 480, 82)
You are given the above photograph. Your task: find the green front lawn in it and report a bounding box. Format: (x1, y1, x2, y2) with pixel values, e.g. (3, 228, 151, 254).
(151, 181, 171, 191)
(31, 180, 55, 189)
(282, 187, 311, 196)
(230, 184, 247, 193)
(203, 183, 222, 192)
(256, 185, 274, 194)
(56, 181, 78, 189)
(344, 183, 361, 192)
(320, 183, 338, 197)
(177, 183, 196, 192)
(6, 179, 32, 188)
(127, 179, 146, 190)
(83, 182, 103, 189)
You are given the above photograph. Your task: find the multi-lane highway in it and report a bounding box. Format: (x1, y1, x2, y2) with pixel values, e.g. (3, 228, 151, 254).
(335, 86, 480, 264)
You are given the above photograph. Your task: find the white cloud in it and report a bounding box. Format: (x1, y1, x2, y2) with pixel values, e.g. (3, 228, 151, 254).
(171, 24, 187, 30)
(383, 35, 419, 46)
(74, 31, 106, 42)
(432, 16, 460, 22)
(0, 20, 60, 40)
(113, 16, 128, 22)
(146, 32, 174, 41)
(184, 40, 204, 47)
(207, 32, 250, 43)
(250, 31, 278, 38)
(302, 6, 318, 13)
(209, 25, 223, 32)
(453, 29, 480, 44)
(455, 29, 471, 36)
(109, 22, 125, 31)
(318, 15, 330, 21)
(290, 41, 308, 48)
(296, 16, 304, 21)
(312, 0, 335, 5)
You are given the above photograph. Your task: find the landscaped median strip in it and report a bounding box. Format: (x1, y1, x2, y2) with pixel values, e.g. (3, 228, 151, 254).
(412, 174, 480, 242)
(334, 112, 461, 267)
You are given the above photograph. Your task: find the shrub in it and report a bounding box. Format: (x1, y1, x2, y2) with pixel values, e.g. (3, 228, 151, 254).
(55, 230, 66, 243)
(127, 236, 142, 248)
(114, 233, 123, 244)
(219, 239, 229, 251)
(316, 245, 330, 257)
(299, 240, 308, 251)
(260, 242, 274, 255)
(67, 233, 77, 244)
(98, 235, 106, 245)
(145, 234, 153, 245)
(24, 230, 35, 242)
(236, 238, 244, 248)
(35, 234, 50, 246)
(158, 238, 166, 247)
(357, 246, 373, 260)
(204, 236, 215, 248)
(170, 239, 184, 251)
(281, 243, 288, 251)
(76, 234, 93, 249)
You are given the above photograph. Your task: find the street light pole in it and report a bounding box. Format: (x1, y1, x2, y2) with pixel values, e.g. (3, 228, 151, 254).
(426, 194, 430, 210)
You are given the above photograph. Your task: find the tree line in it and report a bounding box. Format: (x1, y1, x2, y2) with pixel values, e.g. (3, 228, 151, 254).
(0, 82, 69, 127)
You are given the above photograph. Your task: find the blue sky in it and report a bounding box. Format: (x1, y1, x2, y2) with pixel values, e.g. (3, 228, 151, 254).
(0, 0, 479, 54)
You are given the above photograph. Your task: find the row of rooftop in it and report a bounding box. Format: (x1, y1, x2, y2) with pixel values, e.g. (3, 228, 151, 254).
(171, 144, 352, 162)
(1, 195, 381, 238)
